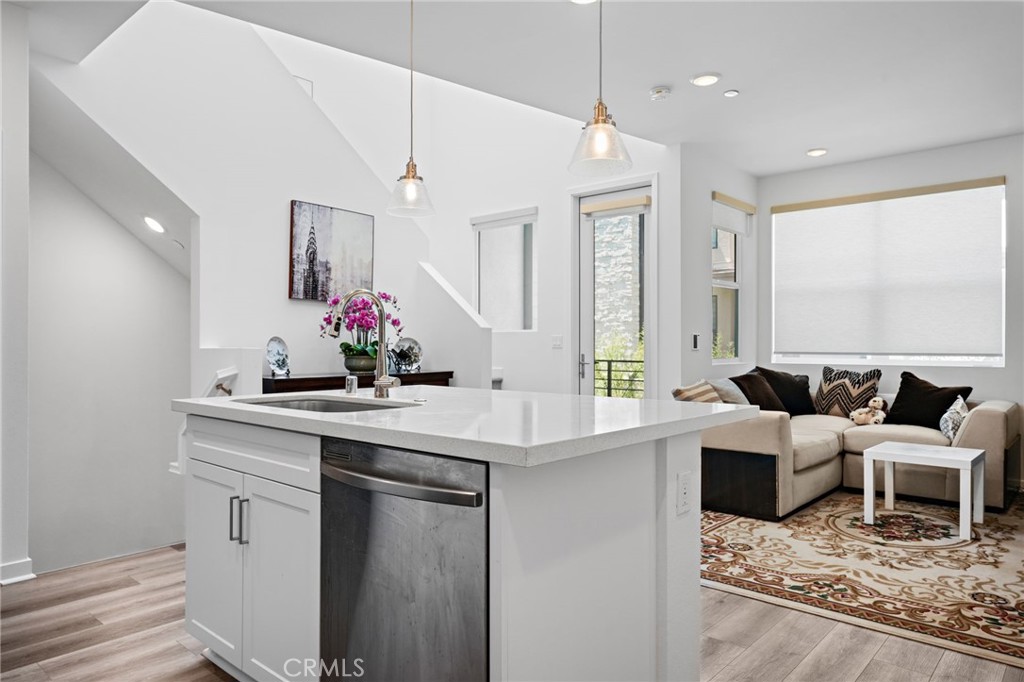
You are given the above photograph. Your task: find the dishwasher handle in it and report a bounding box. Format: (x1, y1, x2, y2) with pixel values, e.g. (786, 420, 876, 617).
(321, 461, 483, 508)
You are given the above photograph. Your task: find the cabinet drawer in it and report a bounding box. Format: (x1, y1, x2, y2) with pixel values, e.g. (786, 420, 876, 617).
(185, 415, 320, 492)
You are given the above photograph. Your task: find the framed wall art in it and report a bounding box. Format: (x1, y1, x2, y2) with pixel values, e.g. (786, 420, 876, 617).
(289, 200, 374, 301)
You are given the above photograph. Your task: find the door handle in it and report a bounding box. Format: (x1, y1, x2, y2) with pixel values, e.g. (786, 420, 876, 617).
(238, 498, 250, 545)
(322, 461, 482, 508)
(579, 353, 591, 379)
(228, 495, 240, 542)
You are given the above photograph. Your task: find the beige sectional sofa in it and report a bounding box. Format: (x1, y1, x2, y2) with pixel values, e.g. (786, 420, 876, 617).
(701, 397, 1021, 521)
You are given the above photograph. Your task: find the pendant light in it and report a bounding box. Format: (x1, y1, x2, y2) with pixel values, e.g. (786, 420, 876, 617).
(387, 0, 435, 217)
(568, 0, 632, 177)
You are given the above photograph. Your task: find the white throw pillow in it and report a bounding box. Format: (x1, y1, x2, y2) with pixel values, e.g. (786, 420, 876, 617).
(707, 379, 750, 405)
(939, 395, 969, 440)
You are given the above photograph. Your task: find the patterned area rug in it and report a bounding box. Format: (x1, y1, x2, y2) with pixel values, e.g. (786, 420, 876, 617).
(701, 491, 1024, 667)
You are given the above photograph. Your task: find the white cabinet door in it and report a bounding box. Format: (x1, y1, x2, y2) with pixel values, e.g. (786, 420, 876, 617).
(242, 474, 320, 682)
(185, 459, 245, 669)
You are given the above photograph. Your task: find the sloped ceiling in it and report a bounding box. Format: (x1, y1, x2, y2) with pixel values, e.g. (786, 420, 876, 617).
(188, 0, 1024, 176)
(19, 1, 1024, 177)
(16, 1, 145, 63)
(30, 67, 195, 277)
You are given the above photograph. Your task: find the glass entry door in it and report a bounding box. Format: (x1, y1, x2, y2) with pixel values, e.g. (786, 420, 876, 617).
(578, 187, 651, 398)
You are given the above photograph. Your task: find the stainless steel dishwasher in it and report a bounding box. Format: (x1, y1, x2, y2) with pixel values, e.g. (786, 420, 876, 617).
(320, 438, 487, 681)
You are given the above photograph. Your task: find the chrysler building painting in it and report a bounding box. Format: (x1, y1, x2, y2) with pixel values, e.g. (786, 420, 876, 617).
(289, 200, 374, 302)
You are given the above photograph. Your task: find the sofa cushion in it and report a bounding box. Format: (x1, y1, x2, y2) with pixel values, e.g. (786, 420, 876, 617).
(754, 367, 817, 416)
(843, 424, 950, 454)
(887, 372, 973, 429)
(707, 378, 750, 405)
(791, 414, 858, 449)
(792, 430, 842, 472)
(813, 366, 882, 417)
(672, 380, 722, 403)
(730, 373, 788, 412)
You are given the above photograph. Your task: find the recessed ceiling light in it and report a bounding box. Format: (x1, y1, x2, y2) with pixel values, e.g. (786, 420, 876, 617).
(723, 89, 740, 98)
(806, 148, 828, 158)
(689, 72, 721, 87)
(649, 86, 671, 102)
(570, 0, 597, 4)
(144, 216, 165, 233)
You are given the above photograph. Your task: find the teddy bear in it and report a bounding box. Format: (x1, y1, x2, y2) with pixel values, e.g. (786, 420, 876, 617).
(850, 396, 888, 425)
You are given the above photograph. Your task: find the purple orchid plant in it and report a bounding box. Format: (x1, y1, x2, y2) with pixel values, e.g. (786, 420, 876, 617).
(319, 291, 404, 358)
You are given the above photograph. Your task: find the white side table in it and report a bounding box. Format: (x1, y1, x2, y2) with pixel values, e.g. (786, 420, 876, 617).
(863, 441, 985, 541)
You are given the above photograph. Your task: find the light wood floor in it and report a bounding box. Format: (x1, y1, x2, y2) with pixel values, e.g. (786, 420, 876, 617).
(701, 587, 1024, 682)
(0, 545, 229, 681)
(0, 546, 1016, 681)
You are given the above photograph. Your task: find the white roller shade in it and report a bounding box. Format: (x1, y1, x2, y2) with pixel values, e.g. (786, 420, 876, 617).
(773, 184, 1004, 357)
(712, 200, 749, 235)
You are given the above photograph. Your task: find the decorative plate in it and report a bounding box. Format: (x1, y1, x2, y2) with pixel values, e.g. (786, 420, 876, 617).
(266, 336, 290, 376)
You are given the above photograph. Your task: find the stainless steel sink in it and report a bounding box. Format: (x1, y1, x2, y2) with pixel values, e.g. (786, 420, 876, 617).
(236, 397, 412, 413)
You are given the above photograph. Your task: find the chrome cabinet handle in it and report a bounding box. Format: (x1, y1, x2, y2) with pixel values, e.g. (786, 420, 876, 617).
(321, 461, 482, 508)
(239, 498, 251, 545)
(228, 495, 240, 542)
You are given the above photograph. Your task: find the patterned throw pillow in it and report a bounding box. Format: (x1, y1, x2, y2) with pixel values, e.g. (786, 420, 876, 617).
(939, 396, 970, 440)
(814, 366, 882, 417)
(672, 380, 723, 403)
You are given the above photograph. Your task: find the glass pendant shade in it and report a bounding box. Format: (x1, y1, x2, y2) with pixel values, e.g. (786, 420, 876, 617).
(568, 116, 633, 177)
(387, 159, 435, 217)
(569, 0, 632, 178)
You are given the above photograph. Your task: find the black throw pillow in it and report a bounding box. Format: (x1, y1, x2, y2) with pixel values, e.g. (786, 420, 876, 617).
(730, 373, 788, 412)
(753, 366, 816, 416)
(887, 372, 974, 429)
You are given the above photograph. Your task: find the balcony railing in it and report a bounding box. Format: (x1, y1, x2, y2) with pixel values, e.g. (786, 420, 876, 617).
(594, 358, 645, 398)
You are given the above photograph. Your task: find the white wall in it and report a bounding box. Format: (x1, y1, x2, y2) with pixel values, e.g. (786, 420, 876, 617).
(254, 26, 684, 397)
(1, 2, 34, 584)
(756, 135, 1024, 403)
(28, 155, 190, 573)
(416, 263, 491, 389)
(679, 145, 759, 386)
(34, 2, 432, 394)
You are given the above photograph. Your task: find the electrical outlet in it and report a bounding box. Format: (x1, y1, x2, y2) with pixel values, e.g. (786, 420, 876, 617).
(677, 470, 693, 516)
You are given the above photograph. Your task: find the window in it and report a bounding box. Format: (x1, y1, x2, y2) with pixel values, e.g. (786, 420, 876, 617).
(473, 208, 536, 331)
(772, 177, 1006, 367)
(711, 192, 754, 362)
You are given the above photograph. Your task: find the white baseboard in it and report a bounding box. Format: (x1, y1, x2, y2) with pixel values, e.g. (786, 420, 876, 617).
(1, 557, 36, 585)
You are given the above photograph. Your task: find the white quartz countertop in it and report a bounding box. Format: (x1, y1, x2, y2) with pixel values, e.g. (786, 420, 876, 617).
(172, 385, 758, 467)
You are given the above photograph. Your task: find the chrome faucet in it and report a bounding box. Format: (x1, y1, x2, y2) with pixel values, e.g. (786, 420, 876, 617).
(329, 289, 398, 398)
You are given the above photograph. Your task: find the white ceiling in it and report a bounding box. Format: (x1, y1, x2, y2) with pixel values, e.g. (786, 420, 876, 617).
(18, 0, 1023, 180)
(30, 68, 195, 277)
(15, 1, 144, 63)
(186, 0, 1024, 177)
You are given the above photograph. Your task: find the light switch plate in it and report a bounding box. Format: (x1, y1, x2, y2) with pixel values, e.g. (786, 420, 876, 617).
(552, 335, 564, 349)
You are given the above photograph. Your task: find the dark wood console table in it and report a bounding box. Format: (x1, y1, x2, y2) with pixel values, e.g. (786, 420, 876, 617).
(263, 371, 454, 394)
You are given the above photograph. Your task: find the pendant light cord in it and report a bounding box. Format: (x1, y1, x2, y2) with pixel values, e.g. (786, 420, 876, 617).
(598, 0, 603, 102)
(409, 0, 415, 160)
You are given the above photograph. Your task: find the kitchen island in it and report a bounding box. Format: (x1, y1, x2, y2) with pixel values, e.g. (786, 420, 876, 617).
(172, 385, 757, 682)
